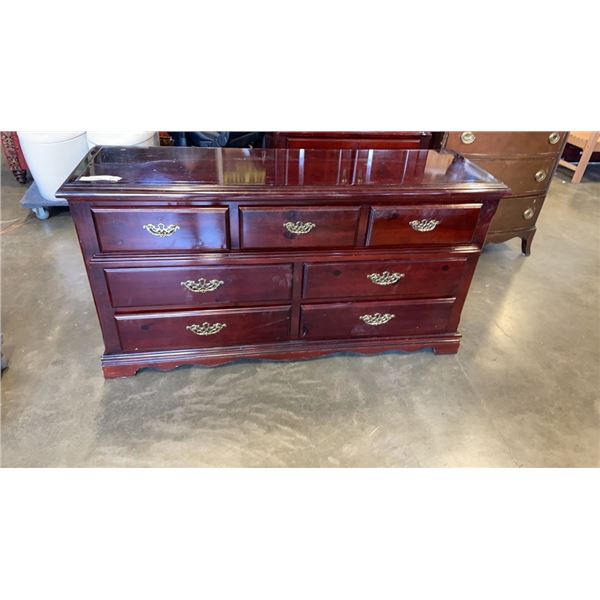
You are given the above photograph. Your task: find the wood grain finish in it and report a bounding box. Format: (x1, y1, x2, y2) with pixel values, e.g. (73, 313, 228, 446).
(286, 137, 424, 150)
(446, 131, 567, 155)
(239, 206, 361, 249)
(300, 298, 455, 340)
(302, 258, 468, 300)
(105, 264, 293, 308)
(92, 207, 229, 252)
(100, 336, 462, 378)
(468, 156, 557, 196)
(488, 194, 544, 232)
(115, 306, 292, 352)
(354, 150, 428, 185)
(268, 131, 432, 150)
(281, 149, 355, 185)
(57, 146, 507, 377)
(366, 204, 482, 247)
(266, 133, 432, 184)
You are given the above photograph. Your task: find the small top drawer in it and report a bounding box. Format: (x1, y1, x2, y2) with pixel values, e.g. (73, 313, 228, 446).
(446, 131, 567, 156)
(366, 204, 482, 247)
(239, 206, 361, 249)
(92, 207, 229, 252)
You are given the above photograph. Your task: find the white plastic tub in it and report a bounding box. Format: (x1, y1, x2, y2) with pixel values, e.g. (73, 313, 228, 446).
(86, 131, 158, 149)
(17, 131, 88, 201)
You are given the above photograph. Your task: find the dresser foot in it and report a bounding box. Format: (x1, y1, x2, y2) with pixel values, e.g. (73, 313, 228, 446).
(432, 341, 460, 355)
(520, 229, 536, 256)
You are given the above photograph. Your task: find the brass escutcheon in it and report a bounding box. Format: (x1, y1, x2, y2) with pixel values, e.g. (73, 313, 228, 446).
(460, 131, 476, 144)
(186, 322, 227, 336)
(283, 221, 316, 235)
(359, 313, 395, 326)
(367, 271, 405, 286)
(181, 278, 224, 293)
(142, 223, 180, 237)
(410, 219, 440, 232)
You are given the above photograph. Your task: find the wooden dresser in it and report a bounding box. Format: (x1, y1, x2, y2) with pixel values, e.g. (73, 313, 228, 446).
(267, 131, 432, 150)
(57, 146, 507, 378)
(444, 132, 568, 255)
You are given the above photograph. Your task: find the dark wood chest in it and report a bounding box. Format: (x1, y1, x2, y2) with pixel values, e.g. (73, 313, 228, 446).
(444, 131, 568, 254)
(58, 147, 507, 378)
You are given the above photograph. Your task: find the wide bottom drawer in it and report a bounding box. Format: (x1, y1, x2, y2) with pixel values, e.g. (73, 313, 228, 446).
(300, 299, 455, 340)
(115, 306, 292, 352)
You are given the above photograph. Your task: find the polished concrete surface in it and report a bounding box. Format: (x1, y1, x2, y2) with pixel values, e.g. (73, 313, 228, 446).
(1, 157, 599, 467)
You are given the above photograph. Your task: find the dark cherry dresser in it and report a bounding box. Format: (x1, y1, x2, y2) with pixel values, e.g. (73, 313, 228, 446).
(57, 147, 507, 378)
(444, 132, 568, 255)
(267, 131, 432, 150)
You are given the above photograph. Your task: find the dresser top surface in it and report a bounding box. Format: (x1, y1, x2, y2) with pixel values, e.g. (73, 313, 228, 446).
(59, 146, 507, 196)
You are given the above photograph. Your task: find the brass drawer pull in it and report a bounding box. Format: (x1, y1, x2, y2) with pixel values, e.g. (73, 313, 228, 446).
(535, 169, 547, 183)
(549, 132, 561, 145)
(284, 221, 316, 235)
(460, 131, 476, 144)
(186, 322, 227, 336)
(523, 208, 535, 220)
(367, 271, 405, 286)
(359, 312, 395, 326)
(181, 278, 224, 293)
(143, 223, 180, 237)
(410, 219, 440, 232)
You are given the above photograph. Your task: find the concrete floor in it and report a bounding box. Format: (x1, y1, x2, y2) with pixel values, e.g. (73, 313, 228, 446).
(1, 157, 599, 467)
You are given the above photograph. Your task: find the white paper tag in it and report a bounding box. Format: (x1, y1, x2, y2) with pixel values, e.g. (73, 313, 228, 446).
(78, 175, 122, 182)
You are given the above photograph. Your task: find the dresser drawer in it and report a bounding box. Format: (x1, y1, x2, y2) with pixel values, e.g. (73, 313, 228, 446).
(366, 204, 481, 247)
(303, 258, 468, 301)
(115, 306, 292, 352)
(239, 206, 361, 249)
(488, 195, 545, 233)
(92, 207, 229, 252)
(470, 156, 557, 196)
(446, 131, 567, 155)
(106, 264, 293, 309)
(300, 298, 454, 340)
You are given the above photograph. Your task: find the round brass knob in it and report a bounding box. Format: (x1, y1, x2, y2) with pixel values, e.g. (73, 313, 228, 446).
(535, 169, 547, 182)
(523, 208, 535, 220)
(549, 132, 561, 145)
(460, 131, 476, 144)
